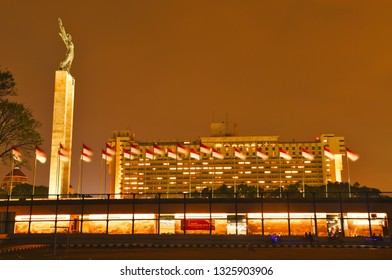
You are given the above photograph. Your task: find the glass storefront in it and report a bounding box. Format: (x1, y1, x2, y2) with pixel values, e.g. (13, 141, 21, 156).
(13, 212, 387, 237)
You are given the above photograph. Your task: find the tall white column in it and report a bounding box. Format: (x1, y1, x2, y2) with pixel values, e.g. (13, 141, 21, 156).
(48, 70, 75, 197)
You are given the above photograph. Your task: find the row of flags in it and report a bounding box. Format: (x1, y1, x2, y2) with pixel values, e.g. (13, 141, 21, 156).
(9, 143, 361, 164)
(11, 146, 47, 164)
(107, 143, 360, 163)
(10, 144, 95, 165)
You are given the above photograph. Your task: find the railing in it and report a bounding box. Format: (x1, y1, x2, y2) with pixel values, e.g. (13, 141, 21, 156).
(1, 191, 391, 201)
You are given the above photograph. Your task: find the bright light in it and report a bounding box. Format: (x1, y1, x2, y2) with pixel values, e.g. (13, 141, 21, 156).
(15, 215, 70, 221)
(174, 213, 227, 219)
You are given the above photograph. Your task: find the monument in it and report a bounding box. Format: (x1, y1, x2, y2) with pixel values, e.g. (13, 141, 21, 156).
(48, 19, 75, 196)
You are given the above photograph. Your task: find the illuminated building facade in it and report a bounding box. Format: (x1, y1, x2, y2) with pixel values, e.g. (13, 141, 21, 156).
(106, 125, 346, 197)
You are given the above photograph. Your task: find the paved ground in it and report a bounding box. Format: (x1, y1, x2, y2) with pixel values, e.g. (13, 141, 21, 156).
(1, 246, 392, 260)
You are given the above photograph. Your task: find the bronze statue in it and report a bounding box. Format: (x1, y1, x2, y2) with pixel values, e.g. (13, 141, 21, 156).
(58, 18, 74, 72)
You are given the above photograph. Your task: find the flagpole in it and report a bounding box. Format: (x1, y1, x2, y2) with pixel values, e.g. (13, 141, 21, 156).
(9, 157, 14, 197)
(130, 151, 134, 198)
(135, 151, 139, 197)
(302, 157, 305, 198)
(99, 155, 103, 197)
(256, 149, 259, 198)
(122, 151, 129, 198)
(175, 144, 178, 197)
(104, 157, 107, 195)
(233, 148, 237, 195)
(325, 178, 328, 199)
(188, 143, 191, 197)
(77, 152, 82, 195)
(80, 155, 84, 195)
(166, 150, 170, 199)
(33, 158, 37, 196)
(346, 154, 351, 198)
(212, 156, 215, 197)
(279, 154, 282, 199)
(56, 150, 60, 197)
(144, 150, 147, 196)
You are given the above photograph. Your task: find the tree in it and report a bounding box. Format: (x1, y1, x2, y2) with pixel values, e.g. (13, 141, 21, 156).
(9, 183, 48, 199)
(0, 69, 17, 97)
(0, 69, 43, 164)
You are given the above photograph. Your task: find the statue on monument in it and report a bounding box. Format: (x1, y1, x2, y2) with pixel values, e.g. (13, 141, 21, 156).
(58, 18, 74, 72)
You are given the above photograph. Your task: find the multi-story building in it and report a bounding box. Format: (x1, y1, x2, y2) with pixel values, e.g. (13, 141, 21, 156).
(106, 124, 346, 198)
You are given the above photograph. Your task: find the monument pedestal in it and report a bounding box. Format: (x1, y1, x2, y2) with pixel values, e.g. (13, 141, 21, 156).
(48, 71, 75, 197)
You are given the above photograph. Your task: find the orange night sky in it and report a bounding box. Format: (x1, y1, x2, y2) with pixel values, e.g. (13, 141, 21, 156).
(1, 0, 392, 193)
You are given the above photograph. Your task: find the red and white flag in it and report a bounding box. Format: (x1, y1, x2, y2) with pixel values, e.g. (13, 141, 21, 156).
(324, 147, 334, 160)
(35, 146, 47, 164)
(153, 144, 164, 155)
(145, 148, 154, 160)
(167, 148, 179, 160)
(301, 148, 315, 161)
(234, 147, 246, 160)
(177, 144, 187, 154)
(256, 148, 269, 160)
(279, 148, 292, 160)
(58, 143, 69, 161)
(81, 152, 92, 162)
(81, 144, 93, 162)
(346, 147, 359, 162)
(12, 147, 23, 162)
(190, 149, 200, 160)
(106, 143, 115, 155)
(200, 143, 211, 154)
(101, 149, 113, 161)
(123, 149, 131, 159)
(60, 143, 68, 155)
(59, 150, 69, 162)
(130, 143, 141, 155)
(82, 144, 93, 157)
(212, 148, 224, 159)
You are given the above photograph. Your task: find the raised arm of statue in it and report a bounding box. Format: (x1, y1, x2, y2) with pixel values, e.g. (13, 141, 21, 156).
(58, 18, 74, 72)
(58, 18, 68, 44)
